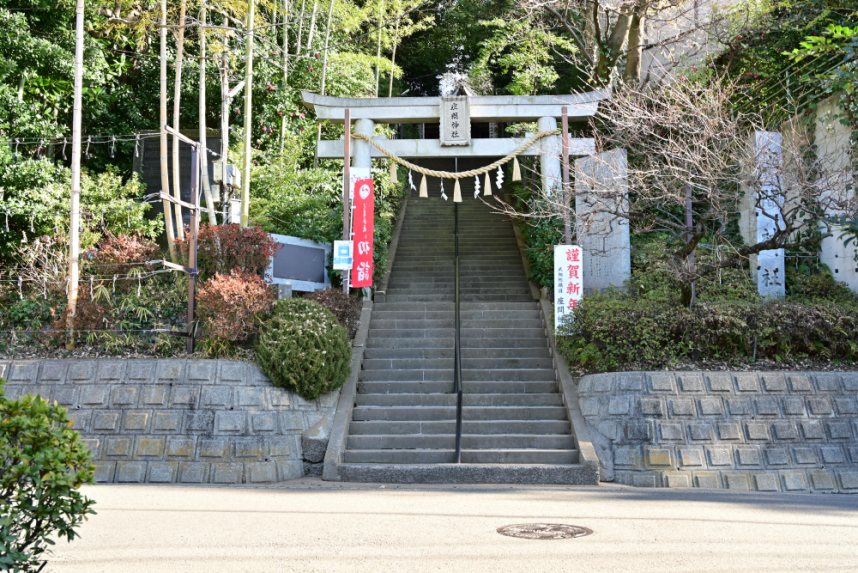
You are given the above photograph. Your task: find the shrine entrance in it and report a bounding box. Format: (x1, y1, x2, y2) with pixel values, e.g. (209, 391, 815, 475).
(303, 90, 610, 483)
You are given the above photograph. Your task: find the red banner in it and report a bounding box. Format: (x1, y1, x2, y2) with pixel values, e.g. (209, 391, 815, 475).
(351, 177, 374, 287)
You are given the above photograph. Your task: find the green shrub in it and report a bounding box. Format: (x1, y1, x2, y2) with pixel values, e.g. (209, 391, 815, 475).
(256, 299, 352, 399)
(0, 379, 96, 571)
(303, 288, 363, 339)
(558, 293, 858, 372)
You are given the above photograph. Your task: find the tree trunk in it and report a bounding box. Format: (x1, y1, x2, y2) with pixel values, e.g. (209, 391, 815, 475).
(375, 2, 383, 96)
(388, 15, 399, 97)
(172, 0, 187, 240)
(66, 0, 84, 350)
(199, 5, 217, 225)
(313, 0, 335, 168)
(241, 0, 256, 228)
(623, 6, 645, 84)
(306, 0, 318, 49)
(281, 0, 289, 153)
(160, 0, 177, 260)
(296, 0, 306, 54)
(220, 48, 230, 217)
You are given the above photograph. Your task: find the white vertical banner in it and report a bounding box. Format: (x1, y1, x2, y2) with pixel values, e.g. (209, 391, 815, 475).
(554, 245, 583, 332)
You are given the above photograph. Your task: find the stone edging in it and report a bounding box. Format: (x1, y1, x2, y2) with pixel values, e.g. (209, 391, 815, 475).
(374, 194, 409, 304)
(505, 198, 600, 480)
(323, 300, 374, 480)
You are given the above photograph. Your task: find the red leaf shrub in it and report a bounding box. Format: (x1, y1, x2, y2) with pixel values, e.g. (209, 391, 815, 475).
(303, 288, 362, 339)
(196, 270, 276, 342)
(85, 233, 158, 278)
(178, 224, 277, 278)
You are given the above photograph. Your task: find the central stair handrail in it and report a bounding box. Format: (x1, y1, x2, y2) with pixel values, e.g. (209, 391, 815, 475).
(454, 203, 463, 464)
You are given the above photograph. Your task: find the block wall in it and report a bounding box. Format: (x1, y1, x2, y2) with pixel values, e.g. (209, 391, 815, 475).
(578, 371, 858, 493)
(0, 359, 337, 485)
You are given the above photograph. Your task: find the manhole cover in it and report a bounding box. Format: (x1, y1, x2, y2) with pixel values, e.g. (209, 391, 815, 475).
(497, 523, 593, 540)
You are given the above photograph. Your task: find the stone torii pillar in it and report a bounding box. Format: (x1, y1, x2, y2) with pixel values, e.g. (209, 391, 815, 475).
(353, 118, 375, 171)
(537, 116, 561, 196)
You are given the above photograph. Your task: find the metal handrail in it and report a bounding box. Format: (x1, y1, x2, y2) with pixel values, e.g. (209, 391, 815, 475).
(454, 202, 463, 464)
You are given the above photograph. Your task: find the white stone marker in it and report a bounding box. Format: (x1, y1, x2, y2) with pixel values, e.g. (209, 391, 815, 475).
(574, 149, 631, 294)
(554, 244, 583, 332)
(741, 132, 785, 298)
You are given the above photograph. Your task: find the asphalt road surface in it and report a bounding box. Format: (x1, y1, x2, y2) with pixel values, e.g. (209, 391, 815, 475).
(48, 478, 858, 573)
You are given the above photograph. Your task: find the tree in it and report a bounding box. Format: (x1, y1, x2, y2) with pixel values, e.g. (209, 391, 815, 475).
(493, 79, 858, 303)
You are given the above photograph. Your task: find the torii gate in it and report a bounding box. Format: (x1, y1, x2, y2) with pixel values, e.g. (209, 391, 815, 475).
(302, 89, 629, 293)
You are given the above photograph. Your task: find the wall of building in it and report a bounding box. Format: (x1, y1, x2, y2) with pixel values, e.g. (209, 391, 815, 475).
(0, 359, 338, 485)
(578, 371, 858, 493)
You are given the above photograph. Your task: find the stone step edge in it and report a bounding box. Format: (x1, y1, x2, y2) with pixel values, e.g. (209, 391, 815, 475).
(333, 462, 599, 485)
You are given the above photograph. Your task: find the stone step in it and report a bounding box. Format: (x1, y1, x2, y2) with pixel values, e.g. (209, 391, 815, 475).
(333, 462, 598, 485)
(352, 406, 568, 421)
(362, 347, 551, 360)
(343, 449, 578, 465)
(460, 338, 548, 349)
(347, 433, 573, 450)
(348, 419, 571, 435)
(353, 392, 564, 407)
(357, 380, 559, 394)
(362, 357, 553, 370)
(365, 337, 453, 349)
(358, 368, 555, 382)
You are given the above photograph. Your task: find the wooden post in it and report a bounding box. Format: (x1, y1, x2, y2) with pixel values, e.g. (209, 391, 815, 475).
(343, 108, 351, 295)
(66, 0, 85, 350)
(685, 182, 696, 306)
(160, 0, 177, 260)
(240, 0, 256, 228)
(188, 148, 200, 353)
(562, 106, 571, 245)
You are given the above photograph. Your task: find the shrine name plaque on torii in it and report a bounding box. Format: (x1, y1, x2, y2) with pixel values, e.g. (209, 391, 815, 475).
(302, 90, 610, 196)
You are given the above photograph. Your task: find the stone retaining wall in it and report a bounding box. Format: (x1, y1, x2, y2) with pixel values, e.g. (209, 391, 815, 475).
(0, 359, 337, 484)
(578, 371, 858, 493)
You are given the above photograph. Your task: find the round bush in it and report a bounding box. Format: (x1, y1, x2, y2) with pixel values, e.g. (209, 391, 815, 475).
(257, 298, 352, 400)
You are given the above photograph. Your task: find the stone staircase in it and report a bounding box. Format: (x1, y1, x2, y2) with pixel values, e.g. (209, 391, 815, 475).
(338, 160, 594, 483)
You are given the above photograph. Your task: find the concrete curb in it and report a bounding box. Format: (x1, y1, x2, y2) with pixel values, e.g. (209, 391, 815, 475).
(374, 194, 409, 304)
(322, 300, 374, 481)
(539, 298, 600, 482)
(504, 194, 599, 484)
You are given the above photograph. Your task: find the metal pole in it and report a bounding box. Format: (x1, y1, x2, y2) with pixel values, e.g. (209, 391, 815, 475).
(562, 106, 571, 245)
(188, 148, 200, 353)
(240, 0, 256, 228)
(454, 201, 462, 463)
(66, 0, 85, 350)
(343, 108, 351, 294)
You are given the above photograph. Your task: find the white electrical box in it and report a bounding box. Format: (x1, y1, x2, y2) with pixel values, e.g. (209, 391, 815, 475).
(212, 160, 241, 189)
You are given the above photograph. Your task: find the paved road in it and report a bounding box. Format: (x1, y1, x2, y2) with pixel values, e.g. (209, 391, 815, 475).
(49, 478, 858, 573)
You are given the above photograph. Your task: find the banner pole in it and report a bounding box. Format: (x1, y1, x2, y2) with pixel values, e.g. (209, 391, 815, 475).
(343, 108, 351, 295)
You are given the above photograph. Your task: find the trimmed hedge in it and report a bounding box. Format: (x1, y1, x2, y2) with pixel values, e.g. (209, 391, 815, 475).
(256, 299, 351, 400)
(558, 294, 858, 372)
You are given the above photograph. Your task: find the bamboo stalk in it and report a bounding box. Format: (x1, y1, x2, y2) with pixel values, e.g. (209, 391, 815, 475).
(199, 4, 217, 225)
(241, 0, 256, 228)
(66, 0, 85, 350)
(172, 0, 188, 240)
(160, 0, 177, 260)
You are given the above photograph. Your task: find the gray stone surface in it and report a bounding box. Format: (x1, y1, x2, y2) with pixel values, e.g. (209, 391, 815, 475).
(574, 149, 631, 293)
(0, 359, 338, 485)
(578, 371, 858, 493)
(302, 407, 336, 463)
